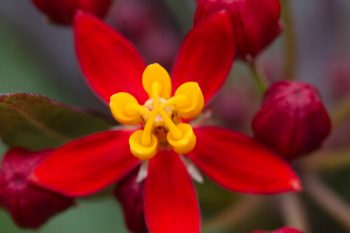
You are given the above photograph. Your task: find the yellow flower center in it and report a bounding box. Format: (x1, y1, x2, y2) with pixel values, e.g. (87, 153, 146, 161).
(109, 63, 204, 160)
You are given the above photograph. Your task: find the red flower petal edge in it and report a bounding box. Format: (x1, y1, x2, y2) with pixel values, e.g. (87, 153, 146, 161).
(74, 12, 147, 103)
(252, 226, 303, 233)
(31, 130, 140, 197)
(0, 148, 74, 229)
(171, 10, 235, 103)
(144, 150, 201, 233)
(188, 127, 302, 194)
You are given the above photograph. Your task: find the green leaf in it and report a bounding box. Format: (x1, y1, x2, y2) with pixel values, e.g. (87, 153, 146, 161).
(0, 93, 112, 150)
(0, 197, 128, 233)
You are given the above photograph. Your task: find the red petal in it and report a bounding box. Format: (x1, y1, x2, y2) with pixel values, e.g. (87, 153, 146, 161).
(171, 10, 235, 103)
(74, 12, 147, 103)
(31, 130, 140, 197)
(144, 150, 201, 233)
(188, 127, 302, 194)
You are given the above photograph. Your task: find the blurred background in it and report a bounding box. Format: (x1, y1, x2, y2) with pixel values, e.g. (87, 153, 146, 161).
(1, 0, 350, 232)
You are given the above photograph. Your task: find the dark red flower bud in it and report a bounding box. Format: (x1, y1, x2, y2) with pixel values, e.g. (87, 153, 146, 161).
(114, 169, 148, 233)
(31, 0, 112, 25)
(0, 148, 74, 229)
(252, 227, 303, 233)
(195, 0, 282, 60)
(110, 0, 181, 69)
(252, 81, 331, 160)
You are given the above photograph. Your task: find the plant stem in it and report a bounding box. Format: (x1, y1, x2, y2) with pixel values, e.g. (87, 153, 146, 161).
(281, 0, 298, 80)
(302, 149, 350, 172)
(247, 62, 267, 94)
(279, 193, 311, 232)
(163, 0, 194, 34)
(305, 174, 350, 231)
(331, 96, 350, 127)
(203, 196, 265, 232)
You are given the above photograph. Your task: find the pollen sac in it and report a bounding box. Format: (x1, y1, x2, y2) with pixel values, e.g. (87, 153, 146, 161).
(0, 148, 74, 229)
(129, 130, 158, 160)
(167, 123, 197, 155)
(114, 170, 148, 233)
(110, 92, 143, 125)
(173, 82, 204, 119)
(31, 0, 112, 25)
(252, 81, 331, 160)
(142, 63, 172, 99)
(195, 0, 282, 60)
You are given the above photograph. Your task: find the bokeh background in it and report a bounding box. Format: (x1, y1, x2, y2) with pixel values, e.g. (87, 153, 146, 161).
(1, 0, 350, 232)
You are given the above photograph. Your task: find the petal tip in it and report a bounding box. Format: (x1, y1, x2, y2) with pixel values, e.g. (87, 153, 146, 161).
(73, 10, 88, 24)
(216, 9, 230, 17)
(290, 178, 303, 192)
(29, 168, 43, 186)
(73, 10, 99, 30)
(28, 172, 38, 183)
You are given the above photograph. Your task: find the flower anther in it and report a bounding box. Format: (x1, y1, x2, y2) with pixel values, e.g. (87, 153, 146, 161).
(110, 63, 204, 160)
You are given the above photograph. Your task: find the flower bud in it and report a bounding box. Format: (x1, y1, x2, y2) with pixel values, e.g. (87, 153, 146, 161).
(252, 81, 331, 160)
(195, 0, 282, 60)
(0, 148, 74, 229)
(114, 169, 148, 233)
(252, 227, 303, 233)
(31, 0, 112, 25)
(111, 0, 181, 69)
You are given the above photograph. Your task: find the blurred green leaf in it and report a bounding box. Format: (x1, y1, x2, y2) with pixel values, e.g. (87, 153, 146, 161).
(0, 22, 73, 104)
(196, 178, 237, 218)
(0, 197, 128, 233)
(0, 93, 111, 150)
(0, 140, 6, 157)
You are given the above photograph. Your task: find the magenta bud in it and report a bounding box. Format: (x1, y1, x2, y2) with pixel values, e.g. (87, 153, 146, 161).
(252, 227, 303, 233)
(114, 170, 147, 233)
(0, 148, 74, 229)
(195, 0, 282, 61)
(31, 0, 112, 25)
(252, 81, 331, 160)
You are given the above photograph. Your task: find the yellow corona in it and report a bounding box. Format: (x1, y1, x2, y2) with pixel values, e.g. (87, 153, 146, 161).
(109, 63, 204, 160)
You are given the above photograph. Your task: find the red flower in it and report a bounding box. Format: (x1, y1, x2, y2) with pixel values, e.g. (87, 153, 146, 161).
(0, 148, 74, 229)
(253, 81, 331, 160)
(31, 12, 301, 233)
(31, 0, 112, 25)
(195, 0, 282, 60)
(252, 227, 303, 233)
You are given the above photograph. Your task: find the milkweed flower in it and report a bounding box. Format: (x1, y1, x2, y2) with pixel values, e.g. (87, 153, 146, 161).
(195, 0, 282, 60)
(253, 81, 331, 160)
(31, 12, 301, 233)
(31, 0, 112, 25)
(0, 148, 74, 229)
